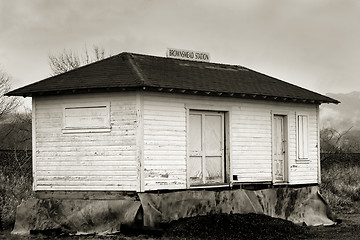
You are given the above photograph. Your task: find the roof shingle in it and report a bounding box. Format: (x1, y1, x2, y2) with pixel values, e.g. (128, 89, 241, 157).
(6, 52, 339, 104)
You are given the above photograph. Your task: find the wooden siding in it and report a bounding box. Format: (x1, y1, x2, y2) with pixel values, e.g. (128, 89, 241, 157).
(34, 92, 138, 191)
(142, 92, 319, 191)
(143, 98, 187, 190)
(34, 90, 320, 192)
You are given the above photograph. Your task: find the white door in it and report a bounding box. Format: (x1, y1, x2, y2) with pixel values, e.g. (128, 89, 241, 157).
(189, 111, 225, 186)
(273, 115, 287, 183)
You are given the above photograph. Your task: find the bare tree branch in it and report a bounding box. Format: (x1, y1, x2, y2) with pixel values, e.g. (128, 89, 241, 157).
(48, 49, 81, 75)
(48, 45, 111, 75)
(335, 127, 353, 145)
(0, 69, 21, 120)
(320, 127, 354, 154)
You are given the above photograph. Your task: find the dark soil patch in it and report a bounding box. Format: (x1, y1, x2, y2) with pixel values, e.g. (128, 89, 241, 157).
(0, 214, 312, 239)
(2, 213, 360, 240)
(162, 213, 310, 240)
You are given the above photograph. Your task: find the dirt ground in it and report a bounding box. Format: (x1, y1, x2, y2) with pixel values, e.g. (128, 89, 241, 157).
(1, 212, 360, 240)
(304, 213, 360, 240)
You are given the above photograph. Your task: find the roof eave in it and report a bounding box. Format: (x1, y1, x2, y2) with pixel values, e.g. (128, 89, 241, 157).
(5, 86, 340, 105)
(5, 86, 143, 97)
(141, 86, 340, 104)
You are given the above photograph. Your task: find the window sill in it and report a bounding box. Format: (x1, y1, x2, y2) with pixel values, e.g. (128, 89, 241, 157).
(295, 159, 310, 164)
(62, 128, 111, 134)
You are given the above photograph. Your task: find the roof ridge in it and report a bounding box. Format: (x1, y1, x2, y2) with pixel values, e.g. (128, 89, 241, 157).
(127, 52, 248, 69)
(124, 53, 147, 86)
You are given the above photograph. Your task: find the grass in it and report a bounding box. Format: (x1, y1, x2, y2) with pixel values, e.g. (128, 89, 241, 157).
(0, 150, 33, 231)
(320, 154, 360, 213)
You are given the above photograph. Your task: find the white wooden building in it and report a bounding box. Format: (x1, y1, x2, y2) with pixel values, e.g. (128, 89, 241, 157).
(7, 52, 339, 193)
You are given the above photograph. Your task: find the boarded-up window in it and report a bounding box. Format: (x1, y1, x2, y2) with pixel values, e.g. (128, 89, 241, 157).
(297, 115, 308, 159)
(63, 103, 110, 133)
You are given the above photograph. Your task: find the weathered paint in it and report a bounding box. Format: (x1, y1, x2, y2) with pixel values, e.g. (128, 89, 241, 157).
(33, 90, 320, 192)
(34, 92, 138, 191)
(188, 111, 225, 186)
(135, 90, 145, 192)
(32, 98, 37, 190)
(273, 115, 287, 183)
(143, 94, 187, 190)
(142, 92, 320, 190)
(316, 107, 321, 184)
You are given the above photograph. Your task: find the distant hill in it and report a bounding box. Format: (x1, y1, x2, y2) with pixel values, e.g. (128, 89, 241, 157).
(320, 91, 360, 131)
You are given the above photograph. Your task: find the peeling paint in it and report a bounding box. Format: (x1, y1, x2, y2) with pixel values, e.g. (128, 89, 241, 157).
(160, 173, 169, 178)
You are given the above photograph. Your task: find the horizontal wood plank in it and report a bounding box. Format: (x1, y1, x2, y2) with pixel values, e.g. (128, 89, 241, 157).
(35, 93, 138, 190)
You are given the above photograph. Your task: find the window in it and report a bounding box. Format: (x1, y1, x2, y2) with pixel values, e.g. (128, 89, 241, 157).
(297, 115, 308, 159)
(62, 103, 110, 133)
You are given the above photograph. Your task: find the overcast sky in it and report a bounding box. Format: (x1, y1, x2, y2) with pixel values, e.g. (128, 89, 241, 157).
(1, 0, 359, 96)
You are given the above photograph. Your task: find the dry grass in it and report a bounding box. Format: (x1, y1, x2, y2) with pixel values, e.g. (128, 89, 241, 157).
(0, 150, 33, 230)
(320, 157, 360, 213)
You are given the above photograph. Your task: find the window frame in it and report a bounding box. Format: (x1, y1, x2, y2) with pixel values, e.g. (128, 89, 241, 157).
(296, 113, 310, 162)
(62, 102, 111, 134)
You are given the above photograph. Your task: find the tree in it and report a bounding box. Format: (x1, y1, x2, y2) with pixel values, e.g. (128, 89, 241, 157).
(0, 69, 21, 121)
(0, 111, 32, 151)
(0, 110, 32, 230)
(48, 45, 111, 75)
(320, 127, 353, 153)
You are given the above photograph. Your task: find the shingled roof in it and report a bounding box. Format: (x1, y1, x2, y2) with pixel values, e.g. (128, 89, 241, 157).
(6, 52, 339, 104)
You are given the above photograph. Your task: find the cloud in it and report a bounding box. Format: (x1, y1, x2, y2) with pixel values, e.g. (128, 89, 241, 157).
(320, 92, 360, 131)
(1, 0, 360, 95)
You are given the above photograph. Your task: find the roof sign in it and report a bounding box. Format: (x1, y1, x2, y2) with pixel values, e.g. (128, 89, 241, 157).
(166, 48, 210, 62)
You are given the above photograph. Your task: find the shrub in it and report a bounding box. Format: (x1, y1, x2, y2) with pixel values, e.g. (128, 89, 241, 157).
(320, 155, 360, 213)
(0, 150, 33, 230)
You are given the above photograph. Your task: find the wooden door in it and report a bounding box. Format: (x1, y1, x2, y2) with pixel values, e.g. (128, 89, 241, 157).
(189, 111, 225, 186)
(273, 115, 287, 183)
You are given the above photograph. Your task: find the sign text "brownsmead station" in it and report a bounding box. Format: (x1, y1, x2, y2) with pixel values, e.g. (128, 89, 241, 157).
(166, 48, 210, 62)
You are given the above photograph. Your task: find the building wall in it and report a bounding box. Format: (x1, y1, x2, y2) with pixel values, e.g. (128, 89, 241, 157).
(142, 94, 187, 190)
(33, 92, 138, 191)
(142, 92, 319, 191)
(33, 91, 320, 192)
